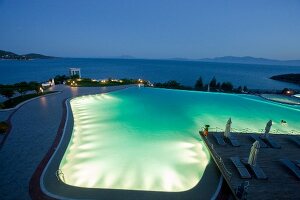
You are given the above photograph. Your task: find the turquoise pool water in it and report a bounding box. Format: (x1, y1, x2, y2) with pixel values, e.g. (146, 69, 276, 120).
(59, 87, 300, 192)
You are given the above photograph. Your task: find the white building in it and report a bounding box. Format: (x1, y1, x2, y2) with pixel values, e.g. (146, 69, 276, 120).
(69, 68, 81, 78)
(42, 78, 55, 87)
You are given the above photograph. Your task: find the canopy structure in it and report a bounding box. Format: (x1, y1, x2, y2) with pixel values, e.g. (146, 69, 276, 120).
(262, 120, 272, 139)
(248, 141, 260, 166)
(224, 117, 232, 138)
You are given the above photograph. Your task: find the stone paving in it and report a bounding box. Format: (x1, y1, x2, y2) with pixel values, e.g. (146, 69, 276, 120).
(0, 111, 13, 121)
(0, 85, 130, 200)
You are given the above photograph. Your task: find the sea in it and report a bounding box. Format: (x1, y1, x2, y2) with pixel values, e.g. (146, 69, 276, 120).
(0, 58, 299, 90)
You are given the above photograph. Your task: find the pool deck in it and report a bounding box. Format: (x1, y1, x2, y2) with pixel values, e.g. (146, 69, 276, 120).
(200, 132, 300, 200)
(0, 85, 133, 200)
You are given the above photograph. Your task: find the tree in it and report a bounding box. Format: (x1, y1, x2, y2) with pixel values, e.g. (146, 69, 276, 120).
(194, 77, 203, 91)
(154, 82, 163, 88)
(164, 80, 181, 89)
(70, 74, 80, 79)
(14, 82, 30, 96)
(243, 86, 248, 92)
(0, 87, 15, 100)
(54, 75, 69, 84)
(237, 86, 243, 93)
(154, 80, 182, 89)
(216, 82, 221, 90)
(209, 77, 217, 89)
(221, 82, 233, 92)
(28, 82, 42, 94)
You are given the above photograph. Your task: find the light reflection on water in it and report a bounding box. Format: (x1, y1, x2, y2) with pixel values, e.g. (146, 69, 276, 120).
(59, 87, 300, 191)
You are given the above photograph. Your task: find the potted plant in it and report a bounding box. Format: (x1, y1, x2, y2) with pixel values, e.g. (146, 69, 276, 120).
(0, 121, 9, 134)
(203, 125, 210, 136)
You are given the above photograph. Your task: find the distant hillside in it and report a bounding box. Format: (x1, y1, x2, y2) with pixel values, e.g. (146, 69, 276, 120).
(116, 55, 136, 59)
(199, 56, 300, 66)
(270, 73, 300, 85)
(0, 50, 54, 60)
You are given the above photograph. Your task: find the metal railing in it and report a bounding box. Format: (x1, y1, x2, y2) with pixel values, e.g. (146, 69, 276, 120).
(200, 127, 232, 180)
(203, 126, 300, 135)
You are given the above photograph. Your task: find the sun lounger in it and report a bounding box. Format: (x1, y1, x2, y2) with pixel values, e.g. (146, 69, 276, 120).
(227, 135, 241, 147)
(229, 137, 240, 147)
(289, 136, 300, 147)
(230, 156, 251, 179)
(250, 134, 268, 148)
(280, 158, 300, 180)
(213, 133, 226, 146)
(249, 164, 268, 180)
(264, 137, 281, 149)
(242, 158, 268, 180)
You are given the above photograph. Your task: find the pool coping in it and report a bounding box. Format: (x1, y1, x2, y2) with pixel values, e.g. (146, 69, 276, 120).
(36, 89, 223, 200)
(258, 94, 300, 106)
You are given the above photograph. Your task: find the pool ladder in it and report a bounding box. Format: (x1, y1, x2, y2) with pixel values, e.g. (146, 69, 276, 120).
(56, 169, 65, 182)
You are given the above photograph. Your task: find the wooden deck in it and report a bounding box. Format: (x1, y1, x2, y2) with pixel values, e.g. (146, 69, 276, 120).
(200, 132, 300, 200)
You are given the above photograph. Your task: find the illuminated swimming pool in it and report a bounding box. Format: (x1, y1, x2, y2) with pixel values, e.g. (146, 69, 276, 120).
(59, 87, 300, 192)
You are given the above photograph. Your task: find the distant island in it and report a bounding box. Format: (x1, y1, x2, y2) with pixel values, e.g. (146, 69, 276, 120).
(0, 50, 54, 60)
(198, 56, 300, 66)
(270, 73, 300, 85)
(1, 50, 300, 66)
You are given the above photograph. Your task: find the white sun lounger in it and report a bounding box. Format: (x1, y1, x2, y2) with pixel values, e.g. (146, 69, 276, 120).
(242, 158, 268, 180)
(289, 136, 300, 147)
(280, 158, 300, 180)
(250, 134, 268, 148)
(213, 133, 226, 146)
(230, 156, 251, 179)
(227, 135, 241, 147)
(263, 137, 281, 149)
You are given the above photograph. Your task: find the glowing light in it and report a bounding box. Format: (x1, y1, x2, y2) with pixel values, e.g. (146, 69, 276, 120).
(59, 90, 210, 192)
(59, 87, 300, 192)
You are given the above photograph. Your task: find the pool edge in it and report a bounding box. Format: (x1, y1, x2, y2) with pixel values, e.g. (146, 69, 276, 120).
(36, 88, 223, 200)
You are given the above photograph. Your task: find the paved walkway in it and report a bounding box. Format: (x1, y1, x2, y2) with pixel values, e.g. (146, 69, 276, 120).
(0, 111, 13, 121)
(0, 85, 130, 200)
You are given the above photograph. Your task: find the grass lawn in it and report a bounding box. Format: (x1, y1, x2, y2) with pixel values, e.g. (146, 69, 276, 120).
(0, 91, 56, 109)
(67, 78, 145, 87)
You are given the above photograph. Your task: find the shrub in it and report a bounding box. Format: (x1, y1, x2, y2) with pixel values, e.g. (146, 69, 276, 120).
(194, 77, 204, 91)
(209, 77, 217, 89)
(0, 121, 9, 134)
(221, 82, 233, 92)
(0, 86, 15, 100)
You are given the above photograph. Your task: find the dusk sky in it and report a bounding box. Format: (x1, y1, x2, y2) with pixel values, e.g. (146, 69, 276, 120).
(1, 0, 300, 59)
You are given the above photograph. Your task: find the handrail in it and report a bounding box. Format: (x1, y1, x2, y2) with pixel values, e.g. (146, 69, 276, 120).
(201, 126, 300, 135)
(200, 128, 232, 180)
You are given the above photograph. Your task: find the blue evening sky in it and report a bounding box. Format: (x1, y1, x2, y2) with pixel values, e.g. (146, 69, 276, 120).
(0, 0, 300, 59)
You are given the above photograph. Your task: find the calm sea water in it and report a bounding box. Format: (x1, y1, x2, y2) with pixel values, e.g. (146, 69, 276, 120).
(0, 58, 299, 90)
